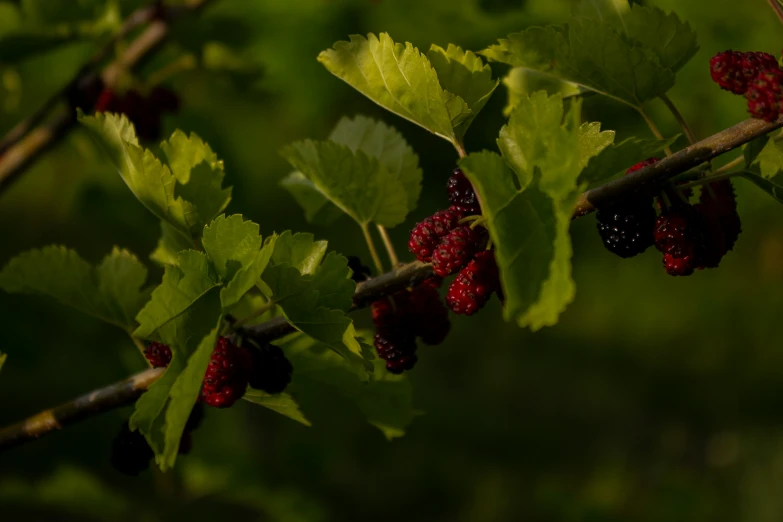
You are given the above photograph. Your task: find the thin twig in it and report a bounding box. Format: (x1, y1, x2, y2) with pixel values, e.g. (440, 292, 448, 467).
(376, 225, 400, 267)
(360, 224, 384, 274)
(0, 0, 217, 197)
(638, 106, 673, 156)
(573, 116, 783, 216)
(660, 93, 698, 145)
(767, 0, 783, 26)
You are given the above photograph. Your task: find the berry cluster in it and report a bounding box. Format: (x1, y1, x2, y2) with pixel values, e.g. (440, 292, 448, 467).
(371, 277, 450, 374)
(409, 168, 500, 315)
(596, 159, 742, 276)
(94, 85, 180, 141)
(709, 50, 783, 121)
(141, 335, 293, 410)
(110, 403, 204, 476)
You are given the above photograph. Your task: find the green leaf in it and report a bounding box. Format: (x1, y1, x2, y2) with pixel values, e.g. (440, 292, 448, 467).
(78, 112, 231, 240)
(269, 232, 327, 276)
(279, 171, 343, 226)
(133, 251, 219, 339)
(202, 214, 263, 280)
(160, 304, 222, 470)
(242, 389, 311, 426)
(150, 221, 193, 267)
(427, 44, 499, 140)
(461, 92, 584, 330)
(262, 239, 367, 371)
(0, 246, 150, 331)
(741, 173, 783, 205)
(577, 124, 677, 186)
(318, 32, 469, 142)
(747, 136, 783, 179)
(481, 18, 674, 107)
(501, 67, 584, 116)
(0, 352, 6, 373)
(621, 4, 699, 73)
(281, 140, 408, 228)
(284, 334, 413, 440)
(329, 115, 422, 213)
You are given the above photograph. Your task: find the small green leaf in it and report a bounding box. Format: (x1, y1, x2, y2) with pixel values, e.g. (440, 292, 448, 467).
(742, 173, 783, 204)
(150, 221, 193, 267)
(621, 4, 699, 73)
(284, 334, 413, 440)
(242, 389, 311, 426)
(0, 352, 6, 373)
(269, 232, 327, 276)
(501, 67, 584, 116)
(748, 136, 783, 179)
(481, 16, 675, 107)
(461, 92, 584, 331)
(78, 112, 231, 240)
(281, 140, 408, 228)
(318, 33, 469, 143)
(427, 44, 499, 140)
(329, 115, 422, 213)
(134, 251, 219, 339)
(279, 171, 343, 226)
(202, 214, 263, 280)
(578, 127, 677, 186)
(0, 246, 150, 331)
(262, 239, 367, 372)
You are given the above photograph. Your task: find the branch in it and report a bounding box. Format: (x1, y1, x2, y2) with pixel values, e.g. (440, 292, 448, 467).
(0, 0, 217, 196)
(0, 368, 163, 450)
(1, 115, 780, 452)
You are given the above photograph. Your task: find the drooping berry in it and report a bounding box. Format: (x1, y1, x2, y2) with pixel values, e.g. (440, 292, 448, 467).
(144, 341, 172, 368)
(408, 209, 461, 262)
(409, 277, 450, 345)
(447, 168, 481, 215)
(595, 202, 656, 258)
(653, 205, 706, 276)
(431, 225, 486, 277)
(446, 250, 499, 315)
(110, 422, 154, 476)
(347, 255, 372, 283)
(371, 295, 419, 374)
(201, 337, 252, 409)
(248, 343, 293, 394)
(746, 68, 783, 121)
(700, 180, 742, 253)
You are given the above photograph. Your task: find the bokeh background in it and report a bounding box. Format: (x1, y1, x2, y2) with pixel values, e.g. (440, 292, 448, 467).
(2, 0, 783, 520)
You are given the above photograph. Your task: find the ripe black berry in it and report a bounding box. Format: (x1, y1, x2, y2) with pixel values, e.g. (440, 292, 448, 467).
(371, 295, 419, 374)
(248, 342, 293, 394)
(595, 202, 656, 258)
(447, 168, 481, 215)
(347, 255, 372, 283)
(110, 422, 154, 476)
(653, 205, 706, 276)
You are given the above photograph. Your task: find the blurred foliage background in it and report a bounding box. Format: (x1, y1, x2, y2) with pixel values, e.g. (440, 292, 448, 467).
(1, 0, 783, 521)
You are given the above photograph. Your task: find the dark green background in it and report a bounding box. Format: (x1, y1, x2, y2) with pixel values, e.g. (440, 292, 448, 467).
(2, 0, 783, 520)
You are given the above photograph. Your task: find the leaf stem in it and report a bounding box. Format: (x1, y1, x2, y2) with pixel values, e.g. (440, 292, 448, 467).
(230, 301, 276, 331)
(360, 224, 384, 274)
(637, 106, 673, 156)
(130, 335, 152, 366)
(659, 94, 697, 145)
(767, 0, 783, 26)
(376, 225, 400, 267)
(454, 140, 467, 159)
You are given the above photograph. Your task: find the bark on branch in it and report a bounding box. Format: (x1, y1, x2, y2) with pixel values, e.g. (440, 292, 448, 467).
(0, 0, 216, 196)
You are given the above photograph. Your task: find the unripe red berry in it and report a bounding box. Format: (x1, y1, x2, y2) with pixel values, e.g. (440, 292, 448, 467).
(144, 341, 172, 368)
(201, 337, 252, 409)
(446, 250, 499, 315)
(408, 209, 461, 262)
(431, 225, 486, 277)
